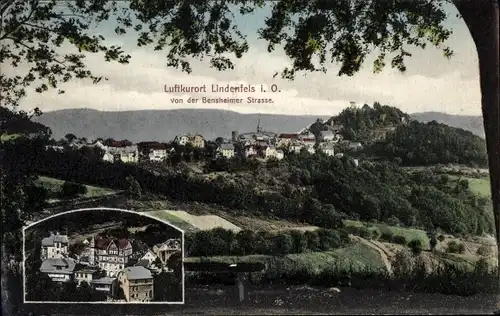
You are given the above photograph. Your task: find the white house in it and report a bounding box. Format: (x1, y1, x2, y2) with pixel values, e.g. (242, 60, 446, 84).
(149, 148, 168, 161)
(318, 143, 335, 156)
(104, 146, 139, 163)
(244, 146, 257, 157)
(75, 268, 97, 285)
(276, 133, 298, 148)
(319, 130, 336, 142)
(289, 142, 303, 154)
(103, 152, 114, 162)
(348, 142, 363, 151)
(91, 277, 116, 295)
(174, 134, 190, 146)
(264, 146, 278, 159)
(276, 149, 284, 160)
(93, 141, 108, 151)
(307, 147, 316, 154)
(40, 258, 76, 283)
(140, 250, 158, 266)
(41, 232, 69, 260)
(217, 143, 235, 159)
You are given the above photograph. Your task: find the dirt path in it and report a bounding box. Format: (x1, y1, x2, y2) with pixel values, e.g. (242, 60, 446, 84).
(350, 235, 393, 274)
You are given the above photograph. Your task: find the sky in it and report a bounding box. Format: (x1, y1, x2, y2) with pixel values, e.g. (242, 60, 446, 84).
(14, 2, 482, 117)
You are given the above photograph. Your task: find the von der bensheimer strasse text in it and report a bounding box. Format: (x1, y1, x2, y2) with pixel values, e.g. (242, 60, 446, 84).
(164, 84, 278, 104)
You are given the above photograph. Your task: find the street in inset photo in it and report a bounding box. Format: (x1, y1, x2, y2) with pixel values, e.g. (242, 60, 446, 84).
(23, 208, 184, 304)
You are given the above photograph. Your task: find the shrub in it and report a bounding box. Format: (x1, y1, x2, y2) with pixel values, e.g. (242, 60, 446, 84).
(289, 230, 308, 254)
(379, 233, 394, 242)
(408, 239, 423, 255)
(476, 245, 492, 257)
(59, 181, 87, 198)
(429, 236, 437, 251)
(125, 175, 142, 198)
(371, 228, 381, 240)
(272, 233, 294, 256)
(342, 226, 371, 239)
(437, 234, 445, 242)
(393, 235, 408, 245)
(446, 240, 465, 254)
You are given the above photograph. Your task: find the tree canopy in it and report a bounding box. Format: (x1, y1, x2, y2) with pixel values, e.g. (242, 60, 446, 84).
(1, 0, 457, 107)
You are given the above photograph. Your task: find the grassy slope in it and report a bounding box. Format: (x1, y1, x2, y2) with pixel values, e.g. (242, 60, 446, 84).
(467, 177, 491, 197)
(37, 176, 117, 199)
(185, 242, 386, 274)
(146, 210, 199, 232)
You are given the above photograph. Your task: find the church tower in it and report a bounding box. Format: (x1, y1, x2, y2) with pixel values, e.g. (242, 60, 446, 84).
(256, 117, 262, 133)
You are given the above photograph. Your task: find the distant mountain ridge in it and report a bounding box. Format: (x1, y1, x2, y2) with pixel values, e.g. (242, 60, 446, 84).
(32, 108, 484, 142)
(410, 112, 484, 138)
(34, 108, 330, 142)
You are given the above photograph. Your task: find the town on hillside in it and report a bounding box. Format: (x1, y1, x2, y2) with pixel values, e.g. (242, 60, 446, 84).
(45, 110, 374, 164)
(31, 230, 182, 303)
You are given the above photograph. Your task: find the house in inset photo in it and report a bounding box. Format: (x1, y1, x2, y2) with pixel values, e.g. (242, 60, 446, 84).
(23, 208, 184, 304)
(117, 266, 154, 302)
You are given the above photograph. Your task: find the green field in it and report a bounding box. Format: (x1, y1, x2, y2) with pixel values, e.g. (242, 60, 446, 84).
(37, 176, 117, 198)
(0, 133, 21, 141)
(466, 177, 491, 197)
(344, 220, 431, 250)
(185, 242, 386, 277)
(146, 210, 198, 232)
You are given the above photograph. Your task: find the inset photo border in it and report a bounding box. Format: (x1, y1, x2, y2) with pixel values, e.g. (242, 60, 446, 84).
(22, 208, 185, 305)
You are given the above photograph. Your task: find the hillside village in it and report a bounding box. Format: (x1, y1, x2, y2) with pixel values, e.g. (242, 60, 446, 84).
(37, 231, 181, 302)
(45, 107, 373, 164)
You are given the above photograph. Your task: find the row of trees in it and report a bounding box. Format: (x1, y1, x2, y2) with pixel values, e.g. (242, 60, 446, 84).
(186, 228, 350, 257)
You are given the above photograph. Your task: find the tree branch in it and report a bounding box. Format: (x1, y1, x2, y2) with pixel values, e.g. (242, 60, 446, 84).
(0, 0, 39, 40)
(0, 0, 17, 17)
(3, 36, 68, 69)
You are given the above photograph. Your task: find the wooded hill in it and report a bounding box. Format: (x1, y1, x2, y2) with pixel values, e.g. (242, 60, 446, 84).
(311, 102, 488, 167)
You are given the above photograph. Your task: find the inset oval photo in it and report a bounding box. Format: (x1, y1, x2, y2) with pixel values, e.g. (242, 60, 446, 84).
(23, 208, 184, 304)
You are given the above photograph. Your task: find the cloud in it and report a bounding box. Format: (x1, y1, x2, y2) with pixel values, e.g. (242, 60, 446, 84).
(13, 23, 482, 116)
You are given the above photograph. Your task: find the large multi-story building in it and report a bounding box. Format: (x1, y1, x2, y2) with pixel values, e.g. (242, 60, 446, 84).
(41, 232, 69, 260)
(88, 236, 133, 277)
(117, 266, 154, 302)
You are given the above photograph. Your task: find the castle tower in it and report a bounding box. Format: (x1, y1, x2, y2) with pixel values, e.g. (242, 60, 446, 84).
(231, 131, 239, 142)
(256, 117, 262, 133)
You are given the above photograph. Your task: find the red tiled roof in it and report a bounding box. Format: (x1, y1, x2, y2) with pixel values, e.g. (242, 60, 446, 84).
(302, 138, 315, 142)
(94, 237, 112, 249)
(279, 133, 298, 139)
(150, 143, 167, 150)
(116, 238, 130, 249)
(94, 237, 130, 250)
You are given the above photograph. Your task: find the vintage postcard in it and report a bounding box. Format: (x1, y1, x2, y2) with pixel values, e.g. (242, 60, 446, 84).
(1, 1, 499, 315)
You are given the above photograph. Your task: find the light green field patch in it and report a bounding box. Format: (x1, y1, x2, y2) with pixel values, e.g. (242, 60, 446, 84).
(146, 210, 198, 232)
(1, 133, 21, 141)
(37, 176, 116, 198)
(185, 242, 386, 276)
(466, 177, 491, 197)
(343, 219, 365, 228)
